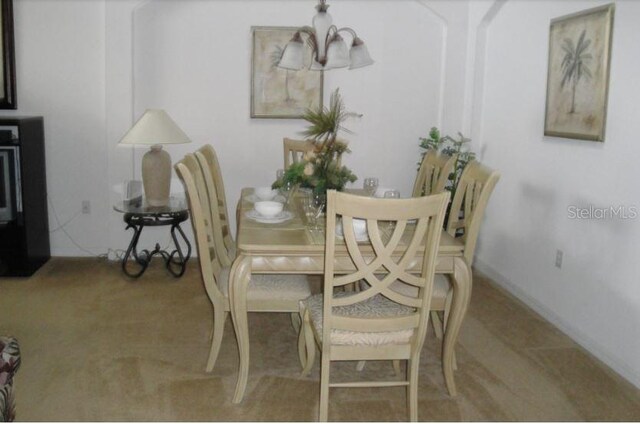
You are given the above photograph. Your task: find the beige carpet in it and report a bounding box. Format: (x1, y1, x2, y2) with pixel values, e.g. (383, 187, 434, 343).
(0, 258, 639, 421)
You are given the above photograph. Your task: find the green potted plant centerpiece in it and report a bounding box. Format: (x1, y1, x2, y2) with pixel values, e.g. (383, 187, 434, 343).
(273, 88, 358, 196)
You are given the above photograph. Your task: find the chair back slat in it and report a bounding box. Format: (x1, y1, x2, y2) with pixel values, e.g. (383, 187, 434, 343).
(195, 150, 234, 267)
(283, 138, 315, 169)
(175, 159, 225, 303)
(197, 145, 235, 255)
(446, 161, 500, 264)
(332, 314, 421, 333)
(323, 191, 449, 342)
(413, 151, 457, 197)
(283, 137, 342, 169)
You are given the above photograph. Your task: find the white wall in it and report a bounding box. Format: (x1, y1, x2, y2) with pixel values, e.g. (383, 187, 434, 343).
(7, 0, 108, 256)
(105, 0, 472, 248)
(473, 0, 640, 387)
(4, 0, 470, 256)
(129, 0, 456, 240)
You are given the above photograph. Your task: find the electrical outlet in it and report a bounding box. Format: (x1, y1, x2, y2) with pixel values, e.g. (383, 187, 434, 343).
(555, 249, 563, 269)
(82, 200, 91, 214)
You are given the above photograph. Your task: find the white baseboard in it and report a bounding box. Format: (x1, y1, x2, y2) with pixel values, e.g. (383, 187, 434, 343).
(51, 247, 109, 257)
(473, 258, 640, 389)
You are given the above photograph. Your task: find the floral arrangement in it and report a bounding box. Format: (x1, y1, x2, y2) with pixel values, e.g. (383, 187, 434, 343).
(273, 88, 358, 194)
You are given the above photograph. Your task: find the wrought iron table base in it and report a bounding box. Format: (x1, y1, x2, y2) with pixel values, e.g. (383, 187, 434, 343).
(122, 212, 192, 278)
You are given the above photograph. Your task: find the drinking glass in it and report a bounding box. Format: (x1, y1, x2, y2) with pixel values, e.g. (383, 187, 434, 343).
(304, 192, 326, 230)
(383, 189, 400, 200)
(383, 190, 401, 232)
(363, 177, 379, 196)
(303, 196, 316, 226)
(312, 192, 326, 225)
(279, 179, 294, 209)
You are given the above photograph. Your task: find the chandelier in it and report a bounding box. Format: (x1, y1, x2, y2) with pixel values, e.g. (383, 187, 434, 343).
(277, 0, 374, 71)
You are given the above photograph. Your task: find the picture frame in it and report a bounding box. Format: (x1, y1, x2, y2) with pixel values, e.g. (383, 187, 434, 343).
(544, 4, 614, 142)
(0, 0, 15, 110)
(251, 26, 323, 119)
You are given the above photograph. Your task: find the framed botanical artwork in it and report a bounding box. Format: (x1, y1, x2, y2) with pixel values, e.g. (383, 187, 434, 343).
(0, 0, 15, 109)
(544, 4, 614, 141)
(251, 26, 323, 119)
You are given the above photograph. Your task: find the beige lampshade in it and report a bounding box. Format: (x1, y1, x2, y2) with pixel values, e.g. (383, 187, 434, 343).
(119, 109, 191, 146)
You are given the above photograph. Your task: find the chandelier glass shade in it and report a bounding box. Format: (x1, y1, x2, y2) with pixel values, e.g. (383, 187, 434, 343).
(278, 0, 374, 71)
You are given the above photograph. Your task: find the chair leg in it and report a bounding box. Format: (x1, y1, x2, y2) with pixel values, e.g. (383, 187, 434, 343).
(393, 360, 402, 377)
(443, 291, 453, 330)
(206, 310, 228, 372)
(407, 358, 419, 422)
(430, 311, 444, 340)
(301, 309, 316, 376)
(298, 317, 307, 369)
(442, 292, 457, 370)
(319, 354, 331, 422)
(291, 312, 302, 333)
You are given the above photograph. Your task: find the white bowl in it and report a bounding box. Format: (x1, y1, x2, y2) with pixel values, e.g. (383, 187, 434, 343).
(254, 187, 278, 201)
(352, 218, 368, 238)
(254, 201, 283, 218)
(336, 218, 368, 240)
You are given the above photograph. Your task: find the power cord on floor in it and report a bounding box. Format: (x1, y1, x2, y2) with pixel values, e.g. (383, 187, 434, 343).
(99, 248, 127, 261)
(47, 195, 104, 258)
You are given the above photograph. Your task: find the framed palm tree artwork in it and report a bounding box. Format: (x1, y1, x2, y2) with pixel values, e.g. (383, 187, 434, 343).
(544, 4, 614, 141)
(251, 26, 323, 119)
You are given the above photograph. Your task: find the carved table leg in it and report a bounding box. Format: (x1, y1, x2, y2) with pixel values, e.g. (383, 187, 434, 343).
(229, 255, 252, 403)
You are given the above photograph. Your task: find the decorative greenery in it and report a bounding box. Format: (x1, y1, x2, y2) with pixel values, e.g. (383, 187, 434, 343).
(560, 29, 592, 114)
(418, 127, 476, 199)
(273, 88, 358, 194)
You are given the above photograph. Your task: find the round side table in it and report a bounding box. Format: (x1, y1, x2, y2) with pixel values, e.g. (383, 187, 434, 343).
(114, 197, 192, 278)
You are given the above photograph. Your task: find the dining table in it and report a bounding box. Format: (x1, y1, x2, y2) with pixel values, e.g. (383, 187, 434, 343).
(228, 187, 472, 403)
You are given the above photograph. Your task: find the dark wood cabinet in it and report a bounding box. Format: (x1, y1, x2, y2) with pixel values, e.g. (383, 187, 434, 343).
(0, 116, 49, 276)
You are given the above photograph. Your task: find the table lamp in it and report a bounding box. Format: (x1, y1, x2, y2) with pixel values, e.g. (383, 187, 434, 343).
(119, 109, 191, 207)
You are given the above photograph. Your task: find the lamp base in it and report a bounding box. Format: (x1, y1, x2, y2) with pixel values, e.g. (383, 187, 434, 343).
(142, 145, 171, 207)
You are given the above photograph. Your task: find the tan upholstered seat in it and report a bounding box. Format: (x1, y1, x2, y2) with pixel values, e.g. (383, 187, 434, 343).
(303, 292, 415, 346)
(219, 268, 311, 303)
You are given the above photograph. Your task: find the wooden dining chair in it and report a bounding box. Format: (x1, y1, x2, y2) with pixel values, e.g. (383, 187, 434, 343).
(176, 154, 312, 372)
(299, 190, 449, 421)
(429, 161, 500, 336)
(412, 150, 457, 197)
(283, 138, 315, 169)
